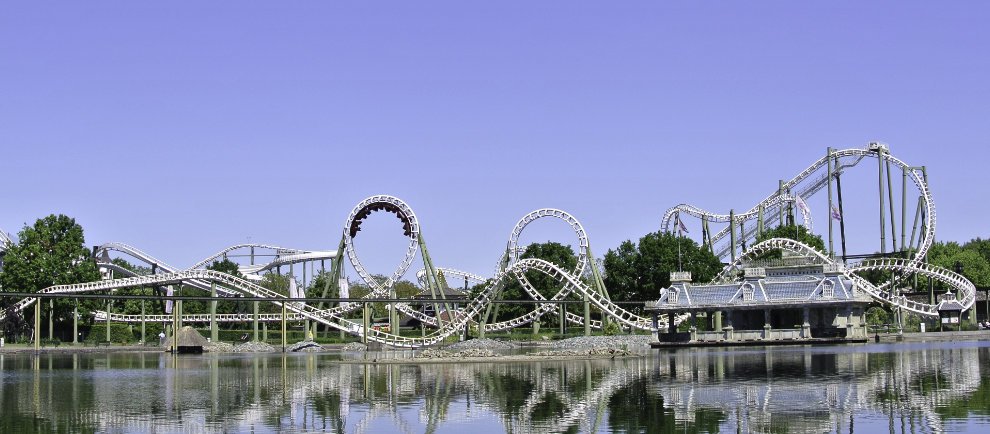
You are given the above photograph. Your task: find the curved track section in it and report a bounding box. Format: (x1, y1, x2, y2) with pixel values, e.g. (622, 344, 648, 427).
(6, 256, 660, 347)
(662, 146, 934, 262)
(343, 195, 420, 294)
(0, 228, 12, 249)
(711, 238, 974, 316)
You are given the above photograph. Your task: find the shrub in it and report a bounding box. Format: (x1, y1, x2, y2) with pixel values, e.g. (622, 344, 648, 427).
(85, 323, 135, 343)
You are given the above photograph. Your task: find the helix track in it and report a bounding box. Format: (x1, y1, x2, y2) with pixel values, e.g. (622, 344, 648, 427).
(662, 145, 935, 262)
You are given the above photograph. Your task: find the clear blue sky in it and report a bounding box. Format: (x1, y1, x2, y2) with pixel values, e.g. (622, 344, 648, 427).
(2, 2, 988, 279)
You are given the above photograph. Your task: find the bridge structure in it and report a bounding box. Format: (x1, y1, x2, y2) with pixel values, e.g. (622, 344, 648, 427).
(0, 143, 978, 348)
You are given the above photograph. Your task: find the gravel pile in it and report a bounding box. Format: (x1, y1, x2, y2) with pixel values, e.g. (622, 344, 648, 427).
(204, 342, 234, 353)
(286, 341, 323, 352)
(529, 348, 632, 357)
(233, 341, 278, 353)
(340, 343, 367, 352)
(445, 338, 516, 351)
(416, 348, 498, 359)
(548, 335, 655, 350)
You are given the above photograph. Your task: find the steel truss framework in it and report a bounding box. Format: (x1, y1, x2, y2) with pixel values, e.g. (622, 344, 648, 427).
(0, 145, 976, 347)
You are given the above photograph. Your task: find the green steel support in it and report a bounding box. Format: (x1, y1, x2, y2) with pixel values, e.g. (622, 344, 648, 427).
(106, 300, 112, 343)
(757, 205, 765, 239)
(281, 304, 287, 352)
(585, 245, 611, 330)
(419, 234, 452, 328)
(702, 217, 712, 253)
(778, 180, 785, 226)
(362, 302, 370, 345)
(48, 299, 53, 340)
(210, 282, 218, 343)
(479, 309, 487, 339)
(140, 300, 145, 344)
(172, 298, 179, 353)
(34, 300, 40, 351)
(902, 167, 908, 254)
(73, 299, 78, 344)
(878, 148, 887, 254)
(739, 219, 746, 251)
(729, 209, 736, 262)
(584, 294, 591, 336)
(252, 301, 259, 341)
(886, 158, 898, 252)
(827, 147, 835, 258)
(263, 322, 268, 342)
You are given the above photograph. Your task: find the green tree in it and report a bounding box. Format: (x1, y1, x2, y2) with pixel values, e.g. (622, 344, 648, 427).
(206, 258, 243, 279)
(0, 215, 101, 341)
(204, 259, 247, 315)
(494, 242, 578, 326)
(603, 232, 723, 304)
(754, 224, 826, 259)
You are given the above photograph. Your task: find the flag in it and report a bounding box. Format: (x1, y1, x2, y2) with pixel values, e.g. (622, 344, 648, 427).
(794, 195, 810, 216)
(676, 213, 689, 234)
(165, 286, 174, 314)
(288, 277, 299, 299)
(831, 204, 842, 221)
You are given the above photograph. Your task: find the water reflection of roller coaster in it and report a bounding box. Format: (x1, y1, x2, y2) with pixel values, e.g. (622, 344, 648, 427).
(0, 144, 976, 347)
(8, 343, 987, 432)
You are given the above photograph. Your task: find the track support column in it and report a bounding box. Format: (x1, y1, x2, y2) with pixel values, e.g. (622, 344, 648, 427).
(729, 210, 736, 262)
(362, 302, 370, 345)
(281, 304, 287, 352)
(106, 300, 112, 343)
(210, 282, 218, 343)
(827, 147, 835, 257)
(34, 300, 40, 351)
(252, 301, 259, 342)
(73, 299, 79, 345)
(877, 145, 887, 254)
(140, 300, 146, 344)
(48, 299, 53, 340)
(584, 295, 591, 337)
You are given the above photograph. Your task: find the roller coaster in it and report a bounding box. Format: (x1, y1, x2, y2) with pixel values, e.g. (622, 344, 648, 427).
(0, 143, 977, 348)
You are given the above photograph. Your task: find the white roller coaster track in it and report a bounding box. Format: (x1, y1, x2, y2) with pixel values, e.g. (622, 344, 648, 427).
(662, 146, 934, 262)
(709, 237, 975, 316)
(0, 229, 12, 249)
(10, 257, 656, 348)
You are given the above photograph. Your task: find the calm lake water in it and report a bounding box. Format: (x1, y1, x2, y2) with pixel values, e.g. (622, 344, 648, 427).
(1, 341, 989, 433)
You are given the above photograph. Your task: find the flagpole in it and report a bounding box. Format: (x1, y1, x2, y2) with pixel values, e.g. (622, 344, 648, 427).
(676, 213, 683, 272)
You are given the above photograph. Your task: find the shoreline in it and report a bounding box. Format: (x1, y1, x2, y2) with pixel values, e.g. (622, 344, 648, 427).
(3, 330, 987, 357)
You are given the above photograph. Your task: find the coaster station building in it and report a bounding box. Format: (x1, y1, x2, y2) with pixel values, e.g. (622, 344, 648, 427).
(645, 259, 873, 346)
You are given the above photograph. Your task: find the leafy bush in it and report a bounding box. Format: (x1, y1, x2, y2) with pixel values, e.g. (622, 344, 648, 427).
(85, 323, 135, 343)
(603, 321, 622, 335)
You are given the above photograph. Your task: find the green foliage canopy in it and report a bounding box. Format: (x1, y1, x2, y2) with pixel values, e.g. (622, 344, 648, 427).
(603, 232, 722, 303)
(0, 215, 101, 339)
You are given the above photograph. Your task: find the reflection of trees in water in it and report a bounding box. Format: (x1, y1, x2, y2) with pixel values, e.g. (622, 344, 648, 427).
(654, 345, 989, 433)
(2, 345, 989, 433)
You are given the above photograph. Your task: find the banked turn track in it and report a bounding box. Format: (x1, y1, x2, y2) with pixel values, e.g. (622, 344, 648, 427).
(661, 145, 936, 262)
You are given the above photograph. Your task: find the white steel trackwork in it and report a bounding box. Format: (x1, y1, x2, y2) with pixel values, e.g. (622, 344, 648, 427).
(661, 146, 935, 261)
(16, 258, 654, 348)
(707, 237, 975, 316)
(0, 228, 11, 249)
